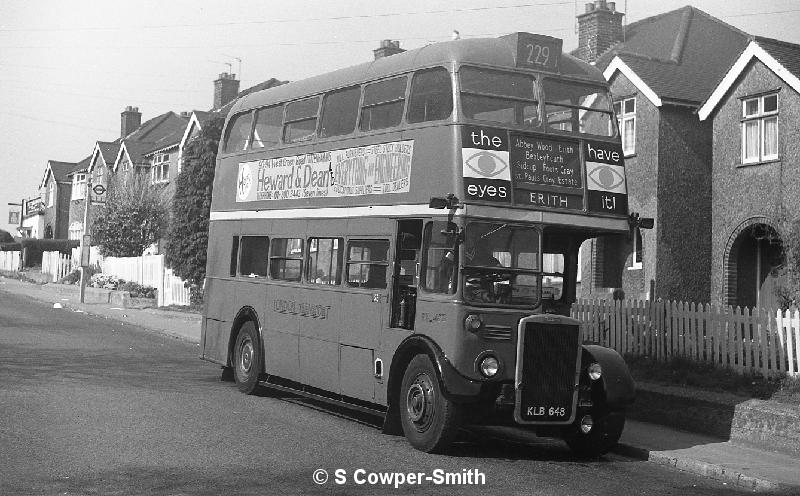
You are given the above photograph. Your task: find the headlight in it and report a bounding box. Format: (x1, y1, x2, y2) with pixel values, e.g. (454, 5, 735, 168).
(588, 362, 602, 381)
(479, 356, 499, 377)
(464, 314, 482, 332)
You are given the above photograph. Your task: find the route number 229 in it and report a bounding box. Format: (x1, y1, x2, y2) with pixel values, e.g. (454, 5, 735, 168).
(526, 43, 550, 67)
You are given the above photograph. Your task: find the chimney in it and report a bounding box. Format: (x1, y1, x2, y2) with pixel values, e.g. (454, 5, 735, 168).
(214, 72, 240, 110)
(120, 106, 141, 138)
(373, 40, 404, 60)
(576, 0, 625, 63)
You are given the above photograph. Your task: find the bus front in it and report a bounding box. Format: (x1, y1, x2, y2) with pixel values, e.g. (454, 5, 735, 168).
(409, 32, 635, 457)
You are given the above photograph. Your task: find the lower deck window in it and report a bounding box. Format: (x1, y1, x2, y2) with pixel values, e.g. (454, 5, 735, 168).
(307, 237, 343, 285)
(346, 239, 389, 288)
(270, 238, 304, 281)
(238, 236, 269, 277)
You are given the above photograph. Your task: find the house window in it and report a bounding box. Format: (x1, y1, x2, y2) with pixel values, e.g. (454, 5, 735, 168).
(121, 160, 130, 172)
(71, 173, 86, 200)
(151, 153, 170, 183)
(614, 97, 636, 156)
(68, 222, 83, 240)
(628, 227, 643, 270)
(47, 181, 54, 207)
(742, 94, 778, 164)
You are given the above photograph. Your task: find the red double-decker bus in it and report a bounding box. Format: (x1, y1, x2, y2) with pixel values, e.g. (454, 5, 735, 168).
(202, 32, 635, 456)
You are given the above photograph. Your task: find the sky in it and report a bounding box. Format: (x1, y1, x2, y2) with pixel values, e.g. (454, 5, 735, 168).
(1, 0, 799, 234)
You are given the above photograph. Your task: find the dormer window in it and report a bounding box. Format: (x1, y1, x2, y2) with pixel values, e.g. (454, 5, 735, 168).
(742, 93, 778, 164)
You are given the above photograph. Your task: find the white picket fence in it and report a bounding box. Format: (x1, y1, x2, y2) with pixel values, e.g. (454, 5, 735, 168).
(100, 254, 191, 307)
(0, 251, 21, 272)
(41, 251, 73, 282)
(572, 298, 800, 378)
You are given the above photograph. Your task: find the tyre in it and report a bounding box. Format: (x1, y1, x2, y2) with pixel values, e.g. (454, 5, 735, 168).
(562, 411, 625, 458)
(233, 321, 262, 394)
(399, 354, 461, 453)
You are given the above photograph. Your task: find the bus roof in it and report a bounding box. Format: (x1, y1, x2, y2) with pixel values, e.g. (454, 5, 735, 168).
(231, 34, 605, 115)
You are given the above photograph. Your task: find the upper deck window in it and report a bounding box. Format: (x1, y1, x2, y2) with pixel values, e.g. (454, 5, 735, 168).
(252, 105, 283, 148)
(407, 68, 453, 124)
(460, 67, 539, 127)
(360, 76, 407, 131)
(543, 80, 613, 137)
(223, 112, 253, 153)
(319, 86, 360, 138)
(283, 97, 319, 143)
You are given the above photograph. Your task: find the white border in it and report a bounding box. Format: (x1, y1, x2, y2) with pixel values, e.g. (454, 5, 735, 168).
(603, 57, 663, 108)
(699, 41, 800, 121)
(210, 204, 450, 221)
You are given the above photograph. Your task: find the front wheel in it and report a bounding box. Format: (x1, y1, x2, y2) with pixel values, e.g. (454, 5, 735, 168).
(233, 321, 262, 394)
(399, 354, 461, 453)
(562, 411, 625, 458)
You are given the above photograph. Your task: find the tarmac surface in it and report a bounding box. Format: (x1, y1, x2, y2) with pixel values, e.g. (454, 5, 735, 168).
(2, 274, 798, 493)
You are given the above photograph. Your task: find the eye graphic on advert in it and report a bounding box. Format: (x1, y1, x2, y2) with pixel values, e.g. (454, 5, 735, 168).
(464, 151, 509, 178)
(237, 164, 253, 201)
(587, 164, 624, 191)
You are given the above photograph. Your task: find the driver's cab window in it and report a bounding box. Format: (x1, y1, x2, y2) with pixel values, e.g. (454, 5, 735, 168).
(542, 253, 564, 301)
(462, 222, 540, 307)
(421, 221, 459, 294)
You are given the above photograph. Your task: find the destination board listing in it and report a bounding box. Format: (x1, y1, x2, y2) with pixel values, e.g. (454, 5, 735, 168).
(510, 135, 581, 190)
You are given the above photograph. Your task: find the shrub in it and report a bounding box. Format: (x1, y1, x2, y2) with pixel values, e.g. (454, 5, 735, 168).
(118, 281, 157, 299)
(89, 273, 124, 290)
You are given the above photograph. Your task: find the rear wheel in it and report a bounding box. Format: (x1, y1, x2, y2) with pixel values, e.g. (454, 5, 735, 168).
(562, 411, 625, 458)
(399, 354, 461, 453)
(233, 321, 261, 394)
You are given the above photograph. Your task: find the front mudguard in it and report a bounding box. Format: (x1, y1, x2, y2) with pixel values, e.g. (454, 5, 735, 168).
(582, 345, 636, 409)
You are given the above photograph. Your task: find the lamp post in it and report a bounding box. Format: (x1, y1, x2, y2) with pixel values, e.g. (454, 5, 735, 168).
(79, 177, 92, 303)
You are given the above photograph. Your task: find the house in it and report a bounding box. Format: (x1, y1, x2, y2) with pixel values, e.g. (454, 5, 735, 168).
(19, 195, 44, 238)
(38, 159, 87, 239)
(697, 37, 800, 308)
(575, 2, 749, 303)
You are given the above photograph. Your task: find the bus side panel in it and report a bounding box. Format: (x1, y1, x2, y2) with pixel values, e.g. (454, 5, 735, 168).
(264, 284, 302, 381)
(296, 286, 341, 393)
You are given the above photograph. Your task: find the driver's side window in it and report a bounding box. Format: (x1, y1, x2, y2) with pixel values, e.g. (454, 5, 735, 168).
(421, 221, 458, 294)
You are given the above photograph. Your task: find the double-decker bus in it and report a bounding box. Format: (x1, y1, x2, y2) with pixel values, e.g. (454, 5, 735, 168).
(202, 32, 635, 456)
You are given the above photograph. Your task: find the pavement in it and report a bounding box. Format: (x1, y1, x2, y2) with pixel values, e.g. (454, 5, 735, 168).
(2, 273, 799, 494)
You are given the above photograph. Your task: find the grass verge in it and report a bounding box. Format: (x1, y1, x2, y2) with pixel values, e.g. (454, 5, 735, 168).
(625, 354, 800, 404)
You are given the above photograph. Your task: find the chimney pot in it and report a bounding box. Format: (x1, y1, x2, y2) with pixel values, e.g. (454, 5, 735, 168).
(585, 3, 594, 13)
(594, 0, 604, 10)
(373, 39, 405, 60)
(609, 2, 615, 12)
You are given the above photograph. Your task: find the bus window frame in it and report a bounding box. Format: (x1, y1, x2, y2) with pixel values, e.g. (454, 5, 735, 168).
(223, 110, 256, 154)
(269, 237, 305, 282)
(319, 85, 362, 139)
(306, 236, 344, 286)
(541, 76, 616, 138)
(252, 104, 286, 149)
(345, 237, 391, 290)
(358, 75, 410, 132)
(283, 96, 321, 144)
(457, 64, 542, 129)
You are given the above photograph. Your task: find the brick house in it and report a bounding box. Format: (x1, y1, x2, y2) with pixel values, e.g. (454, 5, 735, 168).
(39, 159, 88, 239)
(576, 2, 749, 303)
(697, 38, 800, 308)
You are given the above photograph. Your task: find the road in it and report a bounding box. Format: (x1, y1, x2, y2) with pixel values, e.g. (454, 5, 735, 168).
(0, 289, 754, 495)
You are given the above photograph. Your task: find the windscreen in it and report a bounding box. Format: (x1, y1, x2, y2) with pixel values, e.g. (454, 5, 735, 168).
(462, 222, 540, 307)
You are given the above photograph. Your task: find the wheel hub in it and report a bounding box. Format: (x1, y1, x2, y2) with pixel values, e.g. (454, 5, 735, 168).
(239, 338, 253, 373)
(405, 374, 435, 431)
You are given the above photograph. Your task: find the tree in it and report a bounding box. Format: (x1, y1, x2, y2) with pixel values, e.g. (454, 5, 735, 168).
(92, 174, 169, 257)
(165, 117, 224, 295)
(776, 215, 800, 308)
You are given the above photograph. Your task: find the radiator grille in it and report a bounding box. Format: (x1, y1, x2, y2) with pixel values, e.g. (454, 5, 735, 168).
(481, 324, 512, 341)
(517, 321, 580, 423)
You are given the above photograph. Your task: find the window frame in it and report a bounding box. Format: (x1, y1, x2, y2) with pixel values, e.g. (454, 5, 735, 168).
(151, 152, 170, 184)
(458, 65, 540, 127)
(741, 93, 779, 165)
(251, 105, 285, 149)
(614, 97, 636, 156)
(406, 67, 454, 124)
(345, 238, 390, 289)
(223, 111, 254, 154)
(542, 78, 615, 138)
(628, 227, 643, 270)
(283, 97, 320, 144)
(319, 86, 361, 139)
(269, 237, 305, 282)
(47, 181, 54, 207)
(306, 237, 344, 285)
(71, 173, 87, 201)
(359, 75, 409, 132)
(237, 235, 270, 278)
